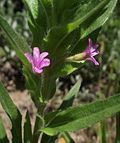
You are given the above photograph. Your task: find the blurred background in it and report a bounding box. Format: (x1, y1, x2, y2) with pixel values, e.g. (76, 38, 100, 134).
(0, 0, 120, 142)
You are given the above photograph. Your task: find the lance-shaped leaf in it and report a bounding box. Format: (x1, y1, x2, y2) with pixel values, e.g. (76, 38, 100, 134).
(41, 133, 58, 143)
(80, 0, 118, 39)
(0, 82, 22, 143)
(0, 14, 31, 67)
(72, 0, 118, 54)
(0, 118, 9, 143)
(60, 80, 81, 110)
(41, 72, 56, 100)
(116, 113, 120, 143)
(60, 132, 75, 143)
(43, 94, 120, 136)
(24, 111, 32, 143)
(24, 0, 52, 47)
(23, 67, 42, 106)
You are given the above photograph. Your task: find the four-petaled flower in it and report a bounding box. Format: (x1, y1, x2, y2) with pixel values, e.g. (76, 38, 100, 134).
(84, 38, 99, 65)
(25, 47, 50, 74)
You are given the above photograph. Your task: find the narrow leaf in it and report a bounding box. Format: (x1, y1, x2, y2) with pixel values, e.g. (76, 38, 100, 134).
(61, 132, 75, 143)
(60, 80, 81, 109)
(32, 107, 45, 143)
(80, 0, 118, 39)
(0, 14, 31, 67)
(24, 111, 32, 143)
(23, 68, 41, 106)
(0, 82, 22, 143)
(41, 133, 58, 143)
(73, 0, 118, 53)
(0, 117, 9, 143)
(43, 94, 120, 136)
(44, 111, 59, 126)
(24, 0, 51, 47)
(67, 0, 109, 32)
(100, 121, 107, 143)
(115, 113, 120, 143)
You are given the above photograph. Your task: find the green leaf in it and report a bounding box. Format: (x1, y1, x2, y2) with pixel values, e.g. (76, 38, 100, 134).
(0, 14, 31, 67)
(41, 133, 58, 143)
(100, 121, 107, 143)
(41, 62, 82, 100)
(115, 113, 120, 143)
(24, 111, 32, 143)
(67, 0, 109, 32)
(44, 110, 60, 127)
(32, 108, 45, 143)
(72, 0, 118, 54)
(43, 94, 120, 136)
(23, 67, 42, 106)
(41, 72, 56, 100)
(61, 132, 75, 143)
(80, 0, 118, 39)
(0, 118, 9, 143)
(0, 82, 22, 143)
(60, 80, 81, 110)
(24, 0, 52, 47)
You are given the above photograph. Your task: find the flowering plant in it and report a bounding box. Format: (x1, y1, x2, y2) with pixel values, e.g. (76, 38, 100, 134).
(0, 0, 119, 143)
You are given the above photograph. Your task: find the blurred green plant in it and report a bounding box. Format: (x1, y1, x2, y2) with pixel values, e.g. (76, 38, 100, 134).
(0, 0, 31, 57)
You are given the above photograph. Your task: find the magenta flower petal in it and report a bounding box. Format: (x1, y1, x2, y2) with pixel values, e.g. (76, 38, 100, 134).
(33, 47, 40, 59)
(33, 47, 41, 67)
(84, 38, 100, 65)
(91, 50, 99, 56)
(94, 44, 99, 49)
(24, 47, 50, 74)
(40, 52, 49, 60)
(33, 66, 43, 74)
(86, 57, 99, 65)
(88, 38, 93, 47)
(87, 38, 99, 53)
(24, 53, 33, 63)
(40, 58, 50, 68)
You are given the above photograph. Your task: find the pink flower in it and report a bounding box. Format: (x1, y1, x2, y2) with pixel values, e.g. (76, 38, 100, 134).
(24, 47, 50, 74)
(84, 38, 99, 65)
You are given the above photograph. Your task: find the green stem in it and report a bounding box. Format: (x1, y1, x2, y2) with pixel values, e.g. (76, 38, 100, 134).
(100, 121, 107, 143)
(32, 103, 45, 143)
(32, 116, 41, 143)
(98, 93, 107, 143)
(116, 113, 120, 143)
(115, 76, 120, 143)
